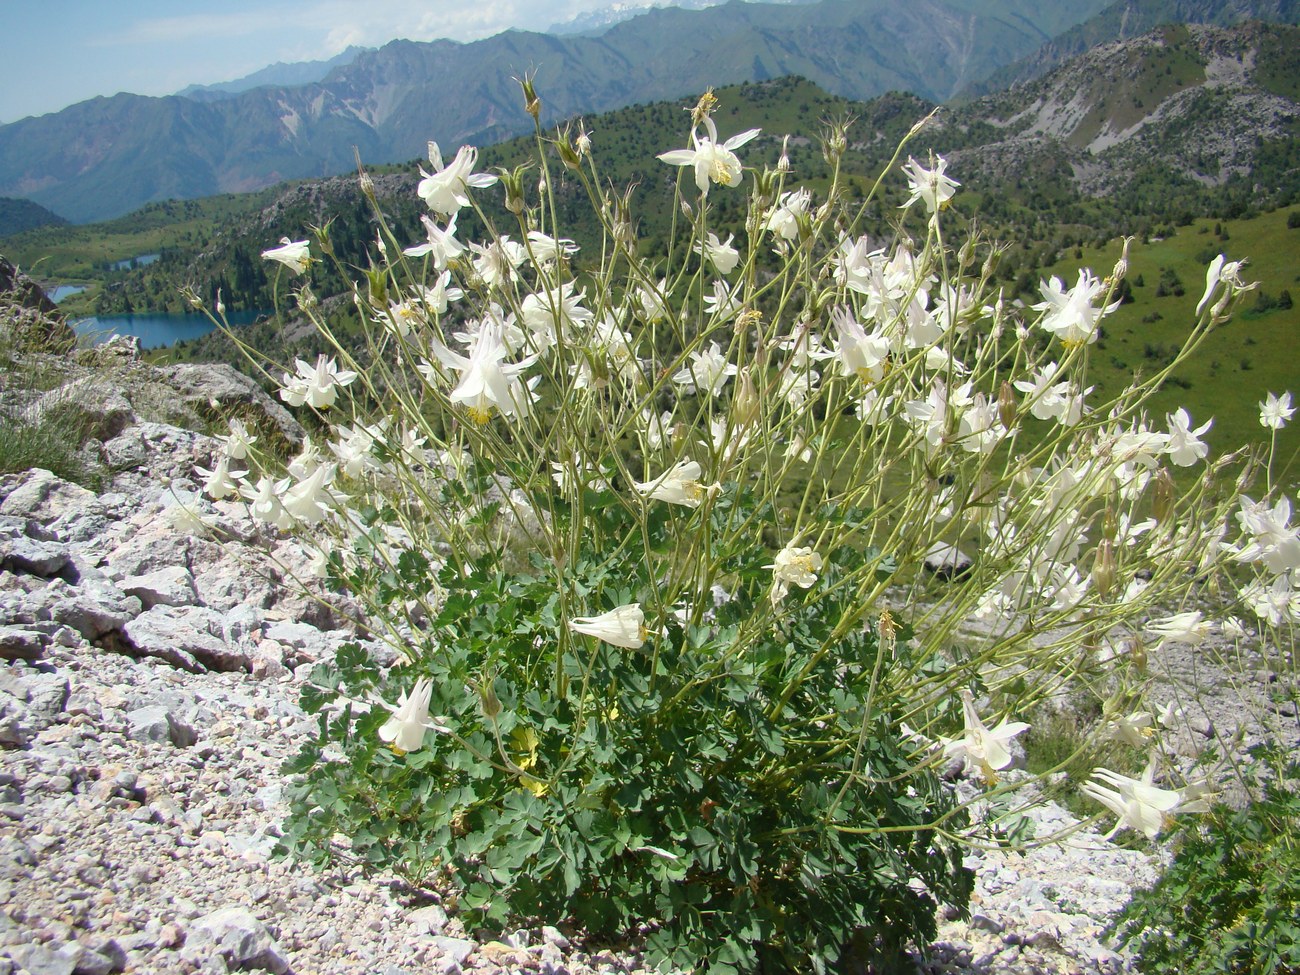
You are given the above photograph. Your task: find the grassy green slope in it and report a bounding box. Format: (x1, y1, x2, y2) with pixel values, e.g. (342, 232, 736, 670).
(1047, 206, 1300, 483)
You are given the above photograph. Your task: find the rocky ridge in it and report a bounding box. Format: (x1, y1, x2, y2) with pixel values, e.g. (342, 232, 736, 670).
(942, 21, 1299, 199)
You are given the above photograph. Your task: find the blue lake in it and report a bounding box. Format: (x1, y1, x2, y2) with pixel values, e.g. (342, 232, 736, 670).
(73, 310, 265, 349)
(48, 285, 86, 303)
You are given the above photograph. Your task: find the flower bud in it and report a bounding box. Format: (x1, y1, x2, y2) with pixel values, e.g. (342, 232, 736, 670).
(1127, 635, 1148, 674)
(1102, 504, 1119, 541)
(478, 679, 502, 720)
(1091, 539, 1117, 599)
(1151, 468, 1175, 522)
(312, 219, 335, 258)
(365, 265, 388, 308)
(1111, 235, 1133, 284)
(997, 380, 1017, 429)
(732, 369, 759, 428)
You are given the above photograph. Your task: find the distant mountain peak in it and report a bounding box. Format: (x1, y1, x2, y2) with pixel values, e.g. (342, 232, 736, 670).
(177, 47, 368, 101)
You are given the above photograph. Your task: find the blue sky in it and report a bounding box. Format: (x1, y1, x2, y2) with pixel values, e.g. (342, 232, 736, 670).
(0, 1, 674, 123)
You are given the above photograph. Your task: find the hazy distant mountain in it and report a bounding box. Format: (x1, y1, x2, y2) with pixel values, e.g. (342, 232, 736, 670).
(546, 0, 814, 35)
(177, 48, 367, 102)
(0, 0, 1127, 223)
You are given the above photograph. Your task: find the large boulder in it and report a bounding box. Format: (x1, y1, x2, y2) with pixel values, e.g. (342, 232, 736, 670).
(159, 363, 304, 446)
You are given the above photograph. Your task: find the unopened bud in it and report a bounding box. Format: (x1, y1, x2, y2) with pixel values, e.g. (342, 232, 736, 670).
(1152, 468, 1175, 522)
(777, 134, 791, 174)
(1127, 636, 1148, 674)
(733, 369, 759, 428)
(982, 249, 1001, 279)
(1091, 540, 1117, 599)
(1102, 504, 1119, 541)
(365, 265, 388, 307)
(478, 679, 502, 720)
(820, 116, 850, 166)
(997, 381, 1017, 429)
(312, 220, 335, 258)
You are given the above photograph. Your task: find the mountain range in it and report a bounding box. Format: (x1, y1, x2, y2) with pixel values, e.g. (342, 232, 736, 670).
(0, 0, 1294, 226)
(0, 0, 1115, 224)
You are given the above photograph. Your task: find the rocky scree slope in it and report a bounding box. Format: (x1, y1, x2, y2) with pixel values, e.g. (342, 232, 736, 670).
(940, 21, 1300, 199)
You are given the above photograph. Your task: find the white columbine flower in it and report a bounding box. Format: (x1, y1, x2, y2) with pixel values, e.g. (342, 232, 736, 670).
(1196, 253, 1248, 318)
(195, 454, 245, 501)
(831, 306, 890, 383)
(763, 188, 812, 242)
(280, 355, 359, 409)
(1260, 391, 1295, 430)
(526, 230, 579, 268)
(900, 154, 959, 213)
(1033, 270, 1120, 347)
(240, 475, 292, 530)
(1146, 610, 1213, 648)
(282, 463, 341, 526)
(673, 341, 738, 396)
(696, 232, 740, 275)
(417, 142, 498, 216)
(940, 689, 1029, 781)
(1233, 494, 1300, 575)
(569, 603, 648, 649)
(1081, 755, 1183, 840)
(1165, 408, 1212, 467)
(1108, 710, 1155, 748)
(634, 459, 719, 509)
(378, 678, 450, 754)
(403, 212, 465, 269)
(220, 419, 257, 460)
(469, 236, 527, 290)
(657, 116, 761, 195)
(261, 237, 312, 274)
(766, 541, 824, 606)
(417, 271, 463, 316)
(424, 317, 538, 426)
